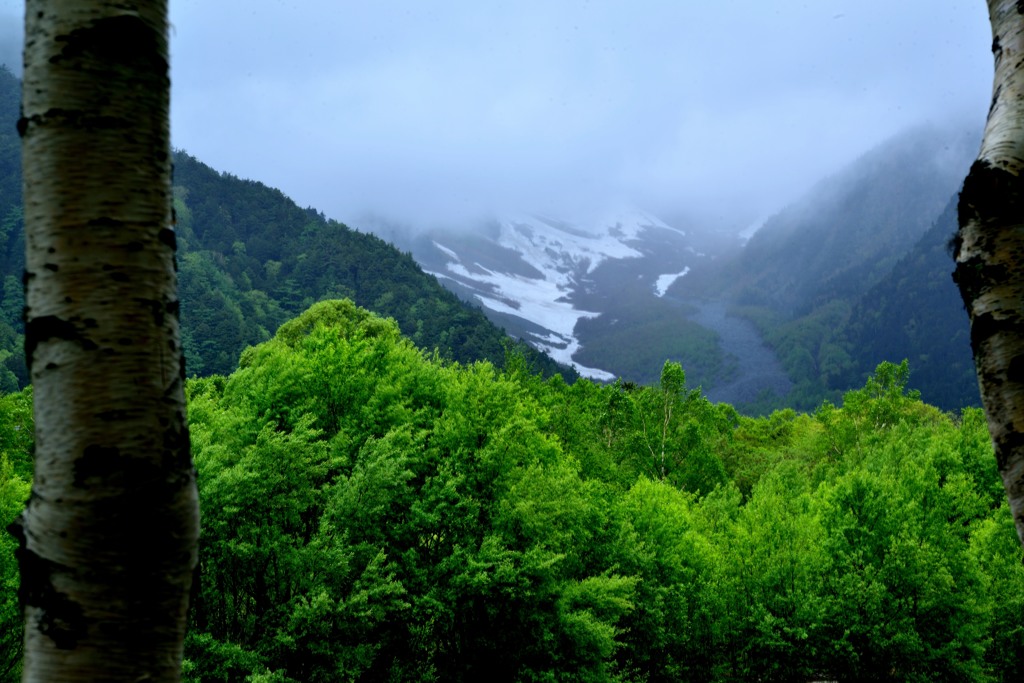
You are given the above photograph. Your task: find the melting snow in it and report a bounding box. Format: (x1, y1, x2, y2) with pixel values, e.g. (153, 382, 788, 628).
(430, 208, 682, 381)
(534, 335, 617, 381)
(654, 267, 690, 297)
(432, 241, 460, 260)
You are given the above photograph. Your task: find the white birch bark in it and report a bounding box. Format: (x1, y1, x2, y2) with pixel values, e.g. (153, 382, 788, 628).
(955, 0, 1024, 547)
(15, 1, 199, 680)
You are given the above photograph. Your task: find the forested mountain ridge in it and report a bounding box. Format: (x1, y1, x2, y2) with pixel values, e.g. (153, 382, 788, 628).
(725, 124, 978, 316)
(0, 66, 574, 383)
(168, 152, 575, 379)
(700, 124, 982, 412)
(0, 67, 24, 392)
(737, 191, 979, 414)
(836, 196, 977, 410)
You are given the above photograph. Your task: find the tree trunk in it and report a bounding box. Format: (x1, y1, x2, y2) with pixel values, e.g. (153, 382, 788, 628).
(954, 0, 1024, 547)
(15, 1, 199, 680)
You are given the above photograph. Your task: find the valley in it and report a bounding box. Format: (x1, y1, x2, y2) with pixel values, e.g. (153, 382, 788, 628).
(680, 301, 792, 406)
(382, 122, 984, 413)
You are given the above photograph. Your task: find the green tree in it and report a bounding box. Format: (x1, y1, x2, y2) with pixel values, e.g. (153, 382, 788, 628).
(0, 389, 31, 682)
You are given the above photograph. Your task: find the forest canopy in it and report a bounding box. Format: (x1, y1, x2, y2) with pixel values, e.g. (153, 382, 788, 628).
(2, 299, 1021, 682)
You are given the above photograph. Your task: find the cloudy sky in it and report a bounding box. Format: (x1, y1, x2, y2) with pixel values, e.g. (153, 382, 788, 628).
(0, 1, 995, 230)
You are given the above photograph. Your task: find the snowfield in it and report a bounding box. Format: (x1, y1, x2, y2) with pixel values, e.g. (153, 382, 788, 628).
(428, 208, 692, 380)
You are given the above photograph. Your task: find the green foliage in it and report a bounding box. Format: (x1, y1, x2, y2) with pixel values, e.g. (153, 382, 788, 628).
(184, 301, 622, 681)
(0, 388, 31, 683)
(166, 303, 1024, 681)
(1, 304, 1020, 681)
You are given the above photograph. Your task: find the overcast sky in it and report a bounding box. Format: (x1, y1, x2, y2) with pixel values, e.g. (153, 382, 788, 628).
(0, 1, 995, 230)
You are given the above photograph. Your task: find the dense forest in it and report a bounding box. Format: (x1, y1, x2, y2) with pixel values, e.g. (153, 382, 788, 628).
(0, 66, 572, 388)
(3, 299, 1022, 682)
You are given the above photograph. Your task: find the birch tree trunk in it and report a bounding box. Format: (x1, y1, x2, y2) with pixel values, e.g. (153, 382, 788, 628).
(954, 0, 1024, 547)
(15, 1, 199, 680)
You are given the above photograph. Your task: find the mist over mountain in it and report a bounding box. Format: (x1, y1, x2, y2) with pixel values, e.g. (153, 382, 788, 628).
(717, 124, 976, 308)
(838, 196, 978, 411)
(709, 123, 981, 411)
(0, 58, 986, 413)
(369, 207, 736, 389)
(370, 122, 983, 412)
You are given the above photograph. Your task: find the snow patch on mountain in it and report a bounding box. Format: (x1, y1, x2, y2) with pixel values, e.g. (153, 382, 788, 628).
(432, 241, 459, 261)
(654, 267, 690, 297)
(532, 334, 616, 382)
(427, 208, 689, 380)
(444, 262, 598, 339)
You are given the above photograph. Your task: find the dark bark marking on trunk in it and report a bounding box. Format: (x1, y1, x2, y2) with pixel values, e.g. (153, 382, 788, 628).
(52, 15, 167, 75)
(953, 256, 1006, 305)
(74, 445, 123, 487)
(959, 160, 1024, 227)
(131, 298, 180, 329)
(158, 227, 176, 251)
(1008, 354, 1024, 383)
(95, 409, 131, 421)
(146, 297, 166, 327)
(9, 519, 86, 649)
(967, 307, 1024, 358)
(19, 108, 133, 133)
(166, 298, 180, 321)
(987, 84, 1003, 120)
(161, 417, 192, 474)
(996, 429, 1024, 472)
(1017, 0, 1024, 15)
(88, 216, 126, 230)
(24, 315, 98, 371)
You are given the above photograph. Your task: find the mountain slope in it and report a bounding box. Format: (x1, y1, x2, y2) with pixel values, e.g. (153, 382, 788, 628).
(389, 124, 982, 407)
(728, 124, 979, 316)
(401, 209, 729, 387)
(712, 124, 982, 411)
(837, 196, 978, 411)
(0, 67, 25, 391)
(0, 67, 575, 383)
(170, 153, 576, 378)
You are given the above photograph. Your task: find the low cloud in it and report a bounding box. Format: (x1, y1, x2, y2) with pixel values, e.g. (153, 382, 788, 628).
(5, 1, 995, 232)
